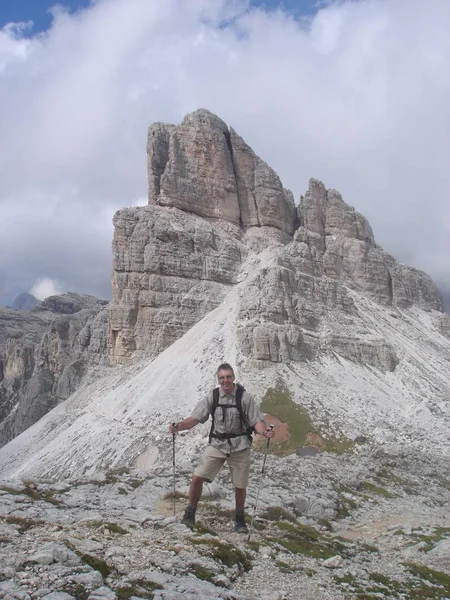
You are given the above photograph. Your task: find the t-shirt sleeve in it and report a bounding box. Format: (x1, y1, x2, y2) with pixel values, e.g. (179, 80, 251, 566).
(190, 393, 212, 424)
(243, 391, 265, 428)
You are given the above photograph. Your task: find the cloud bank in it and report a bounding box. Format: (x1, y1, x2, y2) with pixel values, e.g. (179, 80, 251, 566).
(0, 0, 449, 305)
(29, 277, 63, 301)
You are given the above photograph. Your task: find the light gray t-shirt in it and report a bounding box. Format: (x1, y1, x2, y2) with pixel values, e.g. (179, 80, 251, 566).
(191, 384, 265, 453)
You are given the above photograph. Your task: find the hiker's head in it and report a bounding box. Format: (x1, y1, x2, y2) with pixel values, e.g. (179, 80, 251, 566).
(217, 363, 235, 394)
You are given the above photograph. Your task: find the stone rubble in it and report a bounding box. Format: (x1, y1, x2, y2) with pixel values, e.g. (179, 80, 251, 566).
(1, 442, 449, 600)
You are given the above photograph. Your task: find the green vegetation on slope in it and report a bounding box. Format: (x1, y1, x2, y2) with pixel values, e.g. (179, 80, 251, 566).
(260, 382, 355, 456)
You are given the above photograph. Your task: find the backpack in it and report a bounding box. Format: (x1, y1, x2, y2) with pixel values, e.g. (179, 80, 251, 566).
(208, 383, 255, 445)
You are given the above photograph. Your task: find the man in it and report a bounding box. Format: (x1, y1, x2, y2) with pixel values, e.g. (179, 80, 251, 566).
(169, 363, 274, 533)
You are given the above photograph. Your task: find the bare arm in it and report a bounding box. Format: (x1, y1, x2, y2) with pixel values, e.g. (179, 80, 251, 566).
(169, 417, 199, 433)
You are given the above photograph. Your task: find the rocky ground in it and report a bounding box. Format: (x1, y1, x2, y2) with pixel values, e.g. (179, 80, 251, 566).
(1, 441, 450, 600)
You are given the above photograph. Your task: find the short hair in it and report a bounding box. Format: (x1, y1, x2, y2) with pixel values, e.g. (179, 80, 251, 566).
(217, 363, 234, 376)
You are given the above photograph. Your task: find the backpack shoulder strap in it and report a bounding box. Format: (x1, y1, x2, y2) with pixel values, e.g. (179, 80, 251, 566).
(235, 384, 255, 442)
(235, 383, 247, 428)
(212, 387, 220, 414)
(235, 383, 245, 415)
(208, 388, 220, 444)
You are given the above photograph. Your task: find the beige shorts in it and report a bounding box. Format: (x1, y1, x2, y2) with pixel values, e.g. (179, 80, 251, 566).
(194, 445, 251, 489)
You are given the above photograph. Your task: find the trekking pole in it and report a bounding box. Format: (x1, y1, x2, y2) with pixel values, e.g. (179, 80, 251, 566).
(248, 424, 274, 542)
(172, 423, 176, 518)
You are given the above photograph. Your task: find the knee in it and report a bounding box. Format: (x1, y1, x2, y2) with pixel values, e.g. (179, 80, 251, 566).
(192, 475, 206, 485)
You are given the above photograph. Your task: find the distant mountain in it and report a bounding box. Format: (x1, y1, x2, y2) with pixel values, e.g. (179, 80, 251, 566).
(0, 292, 109, 447)
(11, 292, 38, 311)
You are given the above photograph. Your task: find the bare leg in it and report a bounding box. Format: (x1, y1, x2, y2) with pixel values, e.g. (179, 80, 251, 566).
(189, 474, 206, 507)
(235, 487, 246, 510)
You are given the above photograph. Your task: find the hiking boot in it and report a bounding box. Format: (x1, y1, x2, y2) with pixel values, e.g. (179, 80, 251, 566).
(234, 512, 248, 534)
(181, 505, 196, 527)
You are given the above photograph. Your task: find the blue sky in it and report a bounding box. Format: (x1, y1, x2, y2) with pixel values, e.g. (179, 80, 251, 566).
(0, 0, 87, 32)
(0, 0, 318, 33)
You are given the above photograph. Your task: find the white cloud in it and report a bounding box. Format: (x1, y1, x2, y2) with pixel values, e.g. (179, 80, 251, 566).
(29, 278, 63, 301)
(0, 0, 449, 306)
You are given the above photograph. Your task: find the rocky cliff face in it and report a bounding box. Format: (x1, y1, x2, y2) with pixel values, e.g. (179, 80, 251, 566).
(109, 205, 246, 364)
(298, 179, 442, 310)
(0, 293, 108, 447)
(147, 110, 296, 233)
(109, 109, 444, 366)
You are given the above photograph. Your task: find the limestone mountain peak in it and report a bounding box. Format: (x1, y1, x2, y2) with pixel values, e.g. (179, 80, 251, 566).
(147, 108, 296, 234)
(109, 110, 445, 366)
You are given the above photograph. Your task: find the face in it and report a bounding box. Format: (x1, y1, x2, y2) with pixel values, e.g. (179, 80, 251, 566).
(218, 368, 235, 394)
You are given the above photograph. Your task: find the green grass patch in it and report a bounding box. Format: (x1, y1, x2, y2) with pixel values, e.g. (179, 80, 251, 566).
(270, 521, 376, 561)
(163, 491, 188, 501)
(114, 578, 163, 600)
(203, 505, 235, 518)
(317, 518, 333, 531)
(252, 520, 265, 531)
(337, 484, 355, 495)
(1, 486, 25, 496)
(260, 383, 315, 456)
(335, 497, 356, 520)
(57, 583, 89, 600)
(258, 506, 297, 523)
(104, 466, 130, 484)
(324, 436, 355, 454)
(268, 521, 337, 559)
(408, 527, 450, 549)
(246, 540, 260, 552)
(375, 468, 409, 486)
(129, 478, 144, 489)
(106, 522, 128, 534)
(4, 515, 43, 532)
(87, 521, 127, 534)
(359, 542, 379, 554)
(79, 554, 113, 578)
(189, 538, 252, 572)
(190, 564, 216, 582)
(406, 562, 450, 589)
(260, 382, 354, 456)
(192, 522, 218, 536)
(333, 566, 450, 599)
(276, 560, 293, 573)
(336, 503, 350, 519)
(360, 482, 395, 499)
(6, 481, 64, 506)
